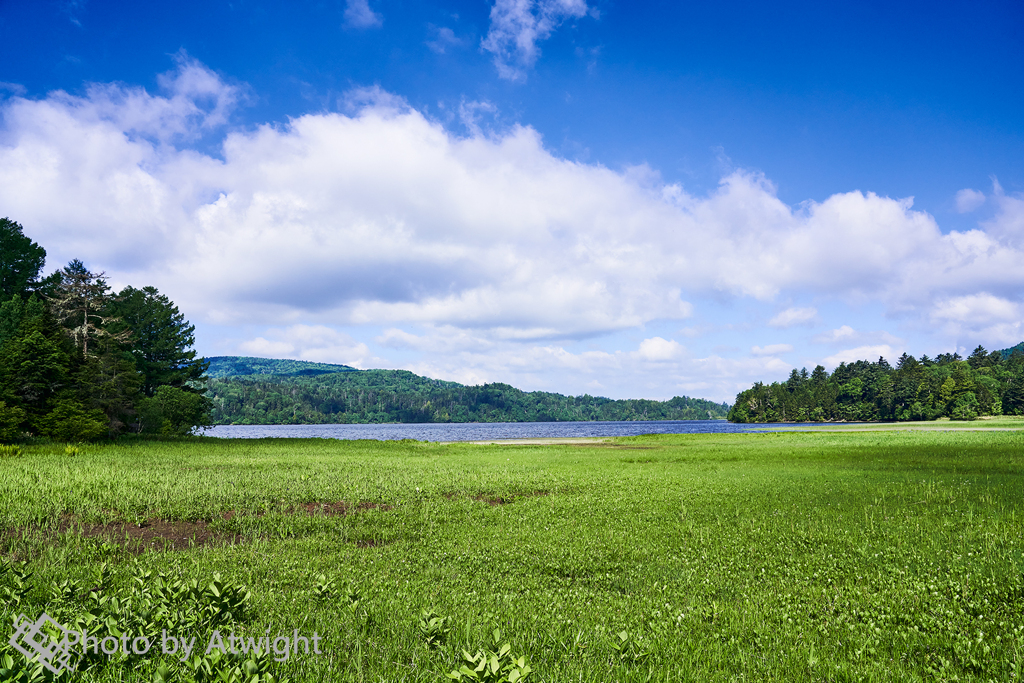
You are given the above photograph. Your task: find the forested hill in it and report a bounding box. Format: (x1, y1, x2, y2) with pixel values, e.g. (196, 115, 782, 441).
(1000, 342, 1024, 359)
(728, 343, 1024, 423)
(206, 356, 357, 379)
(205, 360, 731, 424)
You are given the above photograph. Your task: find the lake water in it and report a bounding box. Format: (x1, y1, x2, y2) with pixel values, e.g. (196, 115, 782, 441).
(205, 420, 816, 442)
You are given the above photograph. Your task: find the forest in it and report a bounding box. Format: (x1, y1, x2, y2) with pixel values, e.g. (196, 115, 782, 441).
(0, 218, 210, 441)
(206, 362, 731, 424)
(728, 345, 1024, 423)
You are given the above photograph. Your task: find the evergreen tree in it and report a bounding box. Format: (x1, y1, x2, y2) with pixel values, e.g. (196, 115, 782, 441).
(0, 217, 46, 299)
(50, 260, 129, 357)
(109, 286, 208, 396)
(967, 345, 991, 369)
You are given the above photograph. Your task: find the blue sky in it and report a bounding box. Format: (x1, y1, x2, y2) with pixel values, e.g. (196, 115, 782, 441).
(1, 0, 1023, 402)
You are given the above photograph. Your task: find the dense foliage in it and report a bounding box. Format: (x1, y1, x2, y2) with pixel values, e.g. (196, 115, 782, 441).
(206, 365, 730, 424)
(729, 346, 1024, 423)
(0, 218, 210, 441)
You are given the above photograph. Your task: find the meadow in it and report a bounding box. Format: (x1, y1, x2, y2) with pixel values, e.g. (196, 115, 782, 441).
(1, 430, 1023, 682)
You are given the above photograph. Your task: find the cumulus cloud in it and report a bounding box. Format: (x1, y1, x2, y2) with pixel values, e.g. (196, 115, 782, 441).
(482, 0, 590, 81)
(5, 68, 1024, 337)
(635, 337, 684, 362)
(930, 293, 1023, 346)
(4, 62, 1024, 400)
(238, 325, 381, 368)
(983, 184, 1024, 246)
(768, 306, 817, 328)
(751, 344, 793, 356)
(344, 0, 382, 29)
(955, 188, 986, 213)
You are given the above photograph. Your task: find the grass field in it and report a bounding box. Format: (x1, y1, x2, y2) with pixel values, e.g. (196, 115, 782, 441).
(2, 431, 1023, 681)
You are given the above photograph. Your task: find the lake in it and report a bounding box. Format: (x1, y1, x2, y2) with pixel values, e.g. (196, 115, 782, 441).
(204, 419, 815, 442)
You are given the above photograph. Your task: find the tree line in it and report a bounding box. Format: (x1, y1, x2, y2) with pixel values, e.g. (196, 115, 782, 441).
(0, 218, 210, 441)
(728, 346, 1024, 423)
(206, 367, 731, 424)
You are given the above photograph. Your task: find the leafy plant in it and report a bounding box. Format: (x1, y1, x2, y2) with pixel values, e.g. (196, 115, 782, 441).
(417, 610, 451, 648)
(448, 629, 532, 683)
(63, 444, 80, 457)
(342, 582, 361, 610)
(0, 650, 59, 683)
(0, 445, 22, 458)
(0, 561, 33, 609)
(177, 650, 289, 683)
(48, 577, 83, 605)
(311, 573, 334, 602)
(609, 630, 651, 664)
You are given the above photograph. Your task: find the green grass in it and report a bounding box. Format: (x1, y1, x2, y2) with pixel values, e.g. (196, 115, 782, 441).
(781, 415, 1024, 431)
(2, 431, 1023, 681)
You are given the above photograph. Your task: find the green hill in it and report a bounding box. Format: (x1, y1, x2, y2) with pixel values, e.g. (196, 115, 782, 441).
(205, 356, 357, 379)
(204, 357, 730, 425)
(998, 341, 1024, 360)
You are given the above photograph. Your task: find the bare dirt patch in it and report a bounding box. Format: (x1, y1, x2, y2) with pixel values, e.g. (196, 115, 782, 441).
(6, 502, 395, 553)
(54, 517, 244, 553)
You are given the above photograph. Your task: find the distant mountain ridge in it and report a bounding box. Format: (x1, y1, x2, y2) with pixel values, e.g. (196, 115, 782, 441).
(205, 356, 358, 379)
(203, 356, 731, 424)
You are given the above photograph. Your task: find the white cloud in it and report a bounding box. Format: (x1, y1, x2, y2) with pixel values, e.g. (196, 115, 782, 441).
(457, 98, 499, 136)
(955, 188, 986, 213)
(635, 337, 684, 361)
(344, 0, 382, 29)
(813, 325, 856, 343)
(811, 326, 905, 352)
(932, 292, 1019, 326)
(822, 345, 897, 368)
(983, 185, 1024, 246)
(0, 82, 27, 96)
(751, 344, 793, 356)
(768, 306, 817, 328)
(4, 63, 1024, 401)
(238, 325, 381, 368)
(427, 26, 463, 54)
(482, 0, 590, 81)
(10, 70, 1024, 340)
(930, 293, 1023, 346)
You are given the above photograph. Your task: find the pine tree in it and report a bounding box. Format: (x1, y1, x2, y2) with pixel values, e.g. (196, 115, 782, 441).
(49, 260, 130, 357)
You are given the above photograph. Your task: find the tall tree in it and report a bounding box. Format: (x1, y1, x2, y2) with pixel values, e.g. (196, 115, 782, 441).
(109, 286, 208, 396)
(0, 217, 46, 299)
(967, 345, 992, 369)
(0, 296, 74, 428)
(50, 260, 128, 357)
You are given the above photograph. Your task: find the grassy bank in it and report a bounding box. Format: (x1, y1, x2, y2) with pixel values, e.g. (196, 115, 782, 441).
(2, 431, 1023, 681)
(756, 414, 1024, 432)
